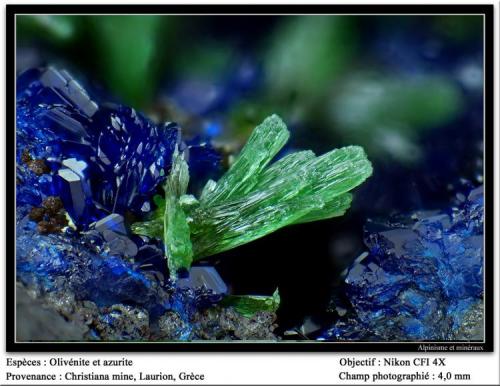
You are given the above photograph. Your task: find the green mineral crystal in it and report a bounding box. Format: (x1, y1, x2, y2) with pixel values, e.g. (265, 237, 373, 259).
(161, 147, 193, 275)
(132, 114, 373, 277)
(221, 288, 281, 318)
(200, 115, 290, 204)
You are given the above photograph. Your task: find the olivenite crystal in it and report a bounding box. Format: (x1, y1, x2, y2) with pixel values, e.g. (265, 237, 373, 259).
(191, 115, 371, 258)
(133, 114, 372, 276)
(221, 288, 280, 318)
(162, 148, 193, 274)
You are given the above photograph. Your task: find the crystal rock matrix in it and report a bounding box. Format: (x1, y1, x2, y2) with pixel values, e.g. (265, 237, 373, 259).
(322, 186, 484, 341)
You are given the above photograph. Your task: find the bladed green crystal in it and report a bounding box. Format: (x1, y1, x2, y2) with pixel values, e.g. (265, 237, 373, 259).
(221, 288, 281, 318)
(201, 114, 290, 204)
(189, 141, 372, 258)
(164, 194, 193, 276)
(294, 193, 353, 224)
(156, 148, 193, 277)
(132, 114, 373, 275)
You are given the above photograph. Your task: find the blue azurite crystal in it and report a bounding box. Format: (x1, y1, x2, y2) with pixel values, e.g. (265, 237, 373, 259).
(16, 68, 96, 162)
(16, 209, 222, 323)
(83, 104, 180, 218)
(16, 67, 220, 228)
(322, 186, 484, 341)
(16, 211, 164, 308)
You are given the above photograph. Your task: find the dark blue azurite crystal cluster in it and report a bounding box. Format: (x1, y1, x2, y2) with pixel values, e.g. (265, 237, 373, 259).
(322, 186, 484, 341)
(17, 67, 220, 226)
(16, 67, 228, 340)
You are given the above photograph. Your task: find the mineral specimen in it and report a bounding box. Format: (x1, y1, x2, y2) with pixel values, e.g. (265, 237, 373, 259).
(16, 66, 372, 341)
(322, 186, 484, 341)
(133, 114, 372, 277)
